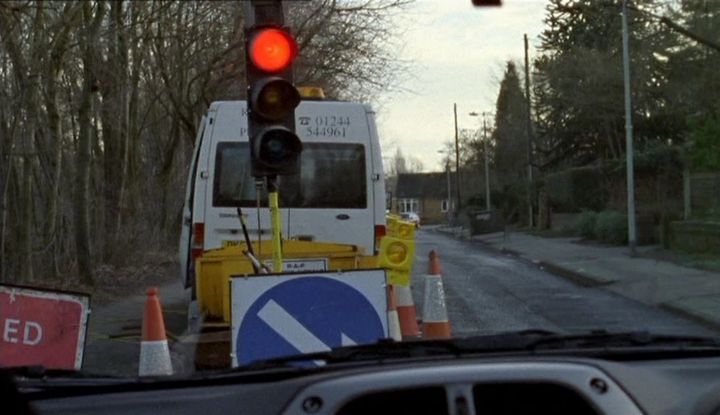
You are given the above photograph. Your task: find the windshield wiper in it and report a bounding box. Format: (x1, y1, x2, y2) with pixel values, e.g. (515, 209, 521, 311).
(235, 329, 560, 369)
(7, 366, 146, 400)
(527, 330, 720, 350)
(2, 366, 120, 379)
(236, 330, 720, 369)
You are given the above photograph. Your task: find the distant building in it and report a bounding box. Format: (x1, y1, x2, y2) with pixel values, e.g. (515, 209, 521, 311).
(394, 172, 454, 225)
(392, 169, 486, 224)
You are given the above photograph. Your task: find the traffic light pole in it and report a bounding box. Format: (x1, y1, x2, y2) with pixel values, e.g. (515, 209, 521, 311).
(267, 177, 283, 272)
(244, 0, 285, 27)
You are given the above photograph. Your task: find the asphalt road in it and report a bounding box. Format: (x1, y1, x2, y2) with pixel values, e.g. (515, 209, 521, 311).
(82, 279, 190, 377)
(82, 229, 716, 377)
(410, 229, 717, 338)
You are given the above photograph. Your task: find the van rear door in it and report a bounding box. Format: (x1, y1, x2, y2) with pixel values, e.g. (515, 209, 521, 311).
(203, 101, 375, 256)
(285, 102, 375, 253)
(284, 141, 371, 250)
(210, 141, 372, 253)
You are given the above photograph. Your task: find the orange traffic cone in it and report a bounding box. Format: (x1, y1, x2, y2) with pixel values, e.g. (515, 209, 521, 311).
(395, 284, 421, 339)
(139, 287, 173, 376)
(387, 285, 402, 341)
(421, 250, 452, 339)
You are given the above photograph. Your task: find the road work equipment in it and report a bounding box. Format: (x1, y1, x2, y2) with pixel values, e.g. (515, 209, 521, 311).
(139, 288, 173, 376)
(377, 236, 415, 287)
(387, 285, 402, 341)
(421, 251, 452, 339)
(395, 284, 421, 339)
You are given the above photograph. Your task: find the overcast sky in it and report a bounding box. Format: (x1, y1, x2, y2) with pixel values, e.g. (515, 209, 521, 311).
(375, 0, 548, 172)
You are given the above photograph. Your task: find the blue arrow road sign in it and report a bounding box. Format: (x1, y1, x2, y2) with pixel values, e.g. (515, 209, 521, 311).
(232, 271, 387, 366)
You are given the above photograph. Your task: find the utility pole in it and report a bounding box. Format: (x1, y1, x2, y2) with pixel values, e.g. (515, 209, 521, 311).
(453, 103, 462, 215)
(482, 113, 492, 212)
(446, 160, 452, 224)
(622, 0, 637, 255)
(523, 34, 533, 228)
(453, 104, 462, 218)
(470, 110, 493, 213)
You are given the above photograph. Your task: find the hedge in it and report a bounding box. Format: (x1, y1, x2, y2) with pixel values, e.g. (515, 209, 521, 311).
(574, 210, 597, 239)
(544, 166, 605, 212)
(594, 210, 628, 245)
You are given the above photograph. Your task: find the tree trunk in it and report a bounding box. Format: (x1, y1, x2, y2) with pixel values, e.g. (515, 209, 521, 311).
(44, 3, 81, 278)
(75, 76, 94, 285)
(74, 1, 106, 286)
(19, 153, 34, 283)
(0, 164, 10, 281)
(101, 0, 124, 262)
(44, 65, 64, 279)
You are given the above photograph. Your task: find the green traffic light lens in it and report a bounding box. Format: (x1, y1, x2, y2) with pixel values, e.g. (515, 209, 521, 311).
(255, 79, 301, 120)
(258, 128, 302, 165)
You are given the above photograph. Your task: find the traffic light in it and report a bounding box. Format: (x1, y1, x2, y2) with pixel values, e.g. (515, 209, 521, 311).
(246, 25, 302, 177)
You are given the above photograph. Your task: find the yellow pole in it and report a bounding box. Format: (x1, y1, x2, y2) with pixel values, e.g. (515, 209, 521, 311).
(268, 191, 283, 272)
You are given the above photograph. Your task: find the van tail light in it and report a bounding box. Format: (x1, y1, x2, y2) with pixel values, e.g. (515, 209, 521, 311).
(374, 225, 386, 254)
(191, 223, 205, 260)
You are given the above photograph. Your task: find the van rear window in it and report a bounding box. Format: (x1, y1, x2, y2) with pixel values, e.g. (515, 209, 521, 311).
(213, 142, 367, 208)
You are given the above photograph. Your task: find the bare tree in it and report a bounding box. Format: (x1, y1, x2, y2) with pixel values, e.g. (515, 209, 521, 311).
(0, 0, 411, 290)
(73, 1, 106, 285)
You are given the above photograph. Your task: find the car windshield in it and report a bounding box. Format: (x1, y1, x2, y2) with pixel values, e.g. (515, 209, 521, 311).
(1, 0, 719, 379)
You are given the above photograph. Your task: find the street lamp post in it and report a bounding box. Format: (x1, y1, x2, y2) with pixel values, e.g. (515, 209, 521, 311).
(622, 0, 637, 255)
(469, 111, 492, 212)
(453, 104, 462, 214)
(482, 115, 491, 212)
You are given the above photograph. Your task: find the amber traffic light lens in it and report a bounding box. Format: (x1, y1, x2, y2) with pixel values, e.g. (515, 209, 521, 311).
(254, 79, 301, 120)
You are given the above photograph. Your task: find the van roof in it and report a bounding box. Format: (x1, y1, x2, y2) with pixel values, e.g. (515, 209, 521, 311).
(208, 100, 373, 112)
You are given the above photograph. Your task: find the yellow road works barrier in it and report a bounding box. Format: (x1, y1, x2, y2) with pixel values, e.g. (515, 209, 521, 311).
(195, 240, 377, 324)
(386, 215, 400, 236)
(379, 216, 417, 286)
(395, 221, 416, 240)
(377, 236, 415, 286)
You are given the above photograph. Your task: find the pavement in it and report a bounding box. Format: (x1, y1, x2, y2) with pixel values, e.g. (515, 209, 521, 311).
(434, 225, 720, 332)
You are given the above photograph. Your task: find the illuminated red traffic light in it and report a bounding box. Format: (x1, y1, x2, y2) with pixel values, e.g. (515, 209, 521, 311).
(245, 23, 301, 177)
(249, 28, 297, 73)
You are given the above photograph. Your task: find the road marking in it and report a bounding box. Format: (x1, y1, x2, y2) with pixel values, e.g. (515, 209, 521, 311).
(257, 300, 357, 363)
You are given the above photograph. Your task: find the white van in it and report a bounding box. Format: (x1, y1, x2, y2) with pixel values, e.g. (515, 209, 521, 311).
(179, 100, 387, 287)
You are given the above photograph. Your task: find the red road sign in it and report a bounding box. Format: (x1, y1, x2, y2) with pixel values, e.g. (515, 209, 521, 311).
(0, 285, 90, 370)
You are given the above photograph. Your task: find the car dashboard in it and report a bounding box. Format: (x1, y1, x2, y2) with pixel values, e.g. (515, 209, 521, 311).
(25, 355, 720, 415)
